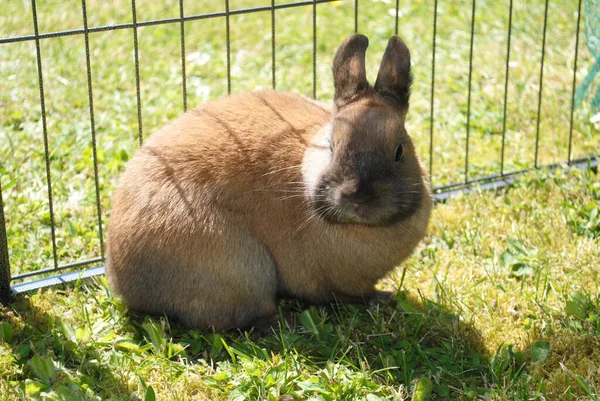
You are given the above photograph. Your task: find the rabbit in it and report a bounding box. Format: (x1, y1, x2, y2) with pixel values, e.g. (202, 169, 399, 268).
(106, 34, 433, 331)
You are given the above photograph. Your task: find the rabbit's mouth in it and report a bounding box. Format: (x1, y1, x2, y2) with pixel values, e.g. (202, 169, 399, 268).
(318, 202, 398, 226)
(312, 176, 423, 226)
(312, 182, 416, 227)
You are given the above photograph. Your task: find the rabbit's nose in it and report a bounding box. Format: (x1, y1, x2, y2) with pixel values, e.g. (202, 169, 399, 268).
(336, 179, 377, 206)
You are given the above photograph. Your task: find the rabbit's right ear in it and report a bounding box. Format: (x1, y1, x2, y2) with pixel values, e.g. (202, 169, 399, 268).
(374, 36, 412, 111)
(333, 34, 371, 109)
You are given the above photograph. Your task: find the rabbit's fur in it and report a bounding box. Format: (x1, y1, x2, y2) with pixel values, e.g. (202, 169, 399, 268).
(106, 34, 433, 330)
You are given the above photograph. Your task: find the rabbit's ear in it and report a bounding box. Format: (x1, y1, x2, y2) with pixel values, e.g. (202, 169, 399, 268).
(374, 36, 412, 110)
(333, 34, 371, 109)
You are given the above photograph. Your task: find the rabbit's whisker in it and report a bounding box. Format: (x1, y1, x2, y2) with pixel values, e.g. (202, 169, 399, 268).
(293, 204, 333, 235)
(261, 164, 303, 177)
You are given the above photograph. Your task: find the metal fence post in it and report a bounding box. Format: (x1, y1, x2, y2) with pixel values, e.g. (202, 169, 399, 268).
(0, 181, 12, 304)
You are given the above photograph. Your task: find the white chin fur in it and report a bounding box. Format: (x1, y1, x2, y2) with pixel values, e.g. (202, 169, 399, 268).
(302, 124, 333, 201)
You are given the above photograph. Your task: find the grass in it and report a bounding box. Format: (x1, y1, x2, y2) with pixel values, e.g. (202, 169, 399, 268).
(0, 0, 599, 400)
(1, 166, 599, 400)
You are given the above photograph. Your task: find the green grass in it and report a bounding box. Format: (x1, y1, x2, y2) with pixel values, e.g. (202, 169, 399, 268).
(1, 166, 599, 400)
(0, 0, 599, 400)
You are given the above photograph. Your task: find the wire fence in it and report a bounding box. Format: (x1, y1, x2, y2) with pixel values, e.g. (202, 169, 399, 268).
(0, 0, 598, 302)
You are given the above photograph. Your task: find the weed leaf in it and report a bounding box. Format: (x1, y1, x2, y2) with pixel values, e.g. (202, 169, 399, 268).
(411, 377, 433, 401)
(142, 320, 165, 354)
(298, 308, 321, 339)
(0, 322, 13, 342)
(24, 379, 47, 395)
(145, 385, 156, 401)
(29, 354, 56, 386)
(531, 341, 550, 363)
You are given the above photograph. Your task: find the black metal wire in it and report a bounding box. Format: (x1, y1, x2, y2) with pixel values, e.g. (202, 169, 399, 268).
(0, 1, 339, 45)
(11, 257, 104, 281)
(131, 0, 144, 146)
(271, 0, 276, 89)
(465, 0, 476, 183)
(534, 0, 549, 169)
(225, 0, 231, 95)
(31, 0, 58, 270)
(354, 0, 358, 33)
(179, 0, 187, 111)
(429, 0, 438, 180)
(395, 0, 399, 35)
(313, 0, 317, 99)
(500, 0, 513, 175)
(434, 153, 598, 193)
(0, 180, 11, 303)
(568, 0, 583, 164)
(81, 0, 105, 261)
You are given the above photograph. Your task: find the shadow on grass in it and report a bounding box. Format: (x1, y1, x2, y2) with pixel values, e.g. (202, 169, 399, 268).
(6, 282, 586, 400)
(158, 289, 523, 400)
(1, 296, 133, 400)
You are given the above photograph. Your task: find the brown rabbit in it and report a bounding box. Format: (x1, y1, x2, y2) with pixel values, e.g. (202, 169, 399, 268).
(106, 34, 433, 331)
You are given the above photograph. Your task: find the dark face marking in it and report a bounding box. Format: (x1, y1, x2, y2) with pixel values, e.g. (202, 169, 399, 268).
(313, 101, 423, 226)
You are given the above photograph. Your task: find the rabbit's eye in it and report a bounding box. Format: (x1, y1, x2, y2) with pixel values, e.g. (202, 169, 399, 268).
(394, 144, 404, 162)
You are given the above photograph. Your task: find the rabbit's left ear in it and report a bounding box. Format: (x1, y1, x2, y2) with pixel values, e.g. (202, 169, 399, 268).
(374, 36, 412, 110)
(332, 34, 371, 109)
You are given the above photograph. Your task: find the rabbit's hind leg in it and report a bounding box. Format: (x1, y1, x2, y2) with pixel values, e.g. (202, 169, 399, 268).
(171, 222, 279, 332)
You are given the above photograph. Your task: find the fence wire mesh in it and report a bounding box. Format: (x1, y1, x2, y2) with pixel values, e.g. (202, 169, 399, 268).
(0, 0, 598, 301)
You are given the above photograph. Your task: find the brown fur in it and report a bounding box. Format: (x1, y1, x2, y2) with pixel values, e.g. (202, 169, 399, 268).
(106, 34, 433, 330)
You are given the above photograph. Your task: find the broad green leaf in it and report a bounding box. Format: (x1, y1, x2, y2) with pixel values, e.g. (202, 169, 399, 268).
(142, 321, 165, 354)
(167, 340, 187, 359)
(490, 343, 513, 378)
(531, 340, 550, 363)
(298, 380, 326, 393)
(411, 377, 432, 401)
(208, 334, 223, 359)
(298, 308, 321, 339)
(213, 371, 229, 382)
(566, 300, 586, 319)
(228, 389, 246, 401)
(99, 332, 117, 343)
(499, 250, 517, 268)
(115, 339, 146, 353)
(29, 354, 56, 385)
(24, 379, 46, 395)
(508, 238, 527, 255)
(16, 344, 31, 360)
(60, 321, 76, 343)
(397, 300, 421, 314)
(571, 291, 588, 306)
(120, 149, 130, 162)
(0, 322, 13, 342)
(145, 385, 156, 401)
(75, 326, 89, 343)
(66, 219, 77, 237)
